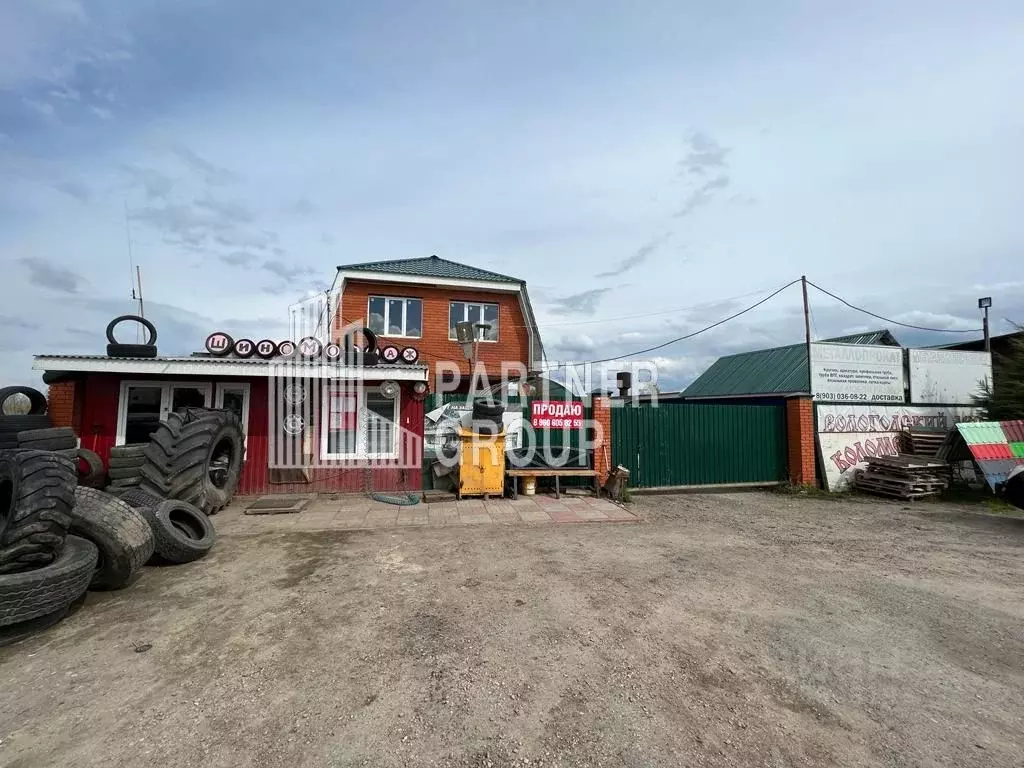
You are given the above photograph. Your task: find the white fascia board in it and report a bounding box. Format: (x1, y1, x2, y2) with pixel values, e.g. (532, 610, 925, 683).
(339, 270, 522, 293)
(32, 356, 429, 381)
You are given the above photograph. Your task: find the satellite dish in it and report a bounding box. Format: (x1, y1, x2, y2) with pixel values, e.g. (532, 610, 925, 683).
(379, 380, 400, 399)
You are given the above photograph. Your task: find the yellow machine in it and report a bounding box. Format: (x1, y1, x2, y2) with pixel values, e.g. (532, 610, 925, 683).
(457, 427, 506, 499)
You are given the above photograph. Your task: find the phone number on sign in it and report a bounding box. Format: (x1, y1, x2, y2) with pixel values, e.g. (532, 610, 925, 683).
(815, 392, 904, 403)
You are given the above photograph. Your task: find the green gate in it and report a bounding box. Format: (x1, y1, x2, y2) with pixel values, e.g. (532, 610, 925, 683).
(611, 402, 787, 488)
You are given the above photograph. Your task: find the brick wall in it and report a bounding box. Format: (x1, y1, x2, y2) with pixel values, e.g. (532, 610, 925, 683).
(336, 280, 531, 384)
(591, 397, 612, 480)
(786, 397, 817, 486)
(47, 381, 80, 432)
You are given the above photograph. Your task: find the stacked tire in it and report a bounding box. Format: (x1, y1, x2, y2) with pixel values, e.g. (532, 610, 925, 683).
(470, 398, 505, 436)
(107, 445, 147, 494)
(15, 426, 106, 489)
(0, 386, 51, 449)
(0, 450, 96, 645)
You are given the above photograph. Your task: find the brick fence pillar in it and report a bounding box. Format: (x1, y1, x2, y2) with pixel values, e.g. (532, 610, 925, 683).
(47, 381, 81, 433)
(591, 396, 613, 480)
(786, 396, 817, 486)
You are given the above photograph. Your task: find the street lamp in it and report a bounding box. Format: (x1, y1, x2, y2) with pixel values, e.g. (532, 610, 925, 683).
(978, 297, 992, 352)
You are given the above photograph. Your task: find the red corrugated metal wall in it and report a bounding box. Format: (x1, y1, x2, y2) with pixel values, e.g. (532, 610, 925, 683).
(238, 379, 424, 495)
(77, 373, 425, 495)
(78, 374, 120, 464)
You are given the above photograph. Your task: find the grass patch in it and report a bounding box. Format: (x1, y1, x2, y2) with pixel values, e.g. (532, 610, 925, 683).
(774, 481, 844, 500)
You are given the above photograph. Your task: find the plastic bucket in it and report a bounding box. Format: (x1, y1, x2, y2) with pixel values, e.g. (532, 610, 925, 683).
(522, 475, 537, 495)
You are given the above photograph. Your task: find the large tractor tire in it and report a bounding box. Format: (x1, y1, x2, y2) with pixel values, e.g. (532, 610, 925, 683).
(138, 408, 244, 515)
(0, 450, 77, 574)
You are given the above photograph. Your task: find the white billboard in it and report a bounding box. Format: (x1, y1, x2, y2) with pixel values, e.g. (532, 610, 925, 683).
(816, 403, 978, 491)
(809, 343, 905, 403)
(908, 349, 992, 405)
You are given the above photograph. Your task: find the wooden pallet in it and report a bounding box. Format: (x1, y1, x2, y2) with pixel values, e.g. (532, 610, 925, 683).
(856, 454, 951, 499)
(901, 429, 949, 458)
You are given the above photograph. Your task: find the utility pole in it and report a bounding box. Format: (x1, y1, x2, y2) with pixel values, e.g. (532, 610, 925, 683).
(979, 297, 992, 352)
(802, 275, 812, 392)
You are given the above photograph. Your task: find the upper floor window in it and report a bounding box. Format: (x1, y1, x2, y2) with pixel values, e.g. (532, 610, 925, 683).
(368, 296, 422, 338)
(449, 301, 499, 341)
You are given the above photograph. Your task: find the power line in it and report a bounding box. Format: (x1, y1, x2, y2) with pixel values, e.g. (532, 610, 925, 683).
(543, 278, 801, 369)
(530, 286, 779, 329)
(807, 280, 983, 334)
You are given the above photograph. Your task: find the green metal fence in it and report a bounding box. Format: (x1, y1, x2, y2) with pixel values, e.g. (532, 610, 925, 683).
(611, 402, 787, 488)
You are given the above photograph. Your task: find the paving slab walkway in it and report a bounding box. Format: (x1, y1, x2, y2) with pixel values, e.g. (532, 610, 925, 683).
(216, 493, 638, 534)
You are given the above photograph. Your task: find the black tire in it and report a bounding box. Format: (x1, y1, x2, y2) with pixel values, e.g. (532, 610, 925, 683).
(106, 314, 157, 346)
(17, 437, 78, 451)
(109, 445, 147, 470)
(77, 448, 104, 475)
(472, 399, 504, 424)
(0, 450, 77, 574)
(469, 420, 499, 436)
(117, 486, 164, 509)
(110, 445, 147, 460)
(17, 427, 77, 444)
(109, 458, 145, 472)
(0, 602, 71, 647)
(108, 465, 142, 480)
(106, 343, 158, 358)
(139, 500, 215, 564)
(41, 370, 78, 386)
(0, 535, 97, 626)
(0, 386, 48, 416)
(0, 415, 52, 436)
(138, 408, 244, 515)
(70, 488, 155, 590)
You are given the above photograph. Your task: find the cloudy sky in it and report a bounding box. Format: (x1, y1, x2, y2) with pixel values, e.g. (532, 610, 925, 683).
(1, 0, 1022, 389)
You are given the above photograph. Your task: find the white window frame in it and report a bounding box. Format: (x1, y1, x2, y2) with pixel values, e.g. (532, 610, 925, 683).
(116, 380, 212, 446)
(448, 301, 499, 342)
(215, 382, 251, 452)
(367, 295, 423, 339)
(320, 382, 401, 460)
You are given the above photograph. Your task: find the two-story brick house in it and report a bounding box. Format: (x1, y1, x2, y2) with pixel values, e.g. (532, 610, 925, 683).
(31, 256, 545, 497)
(333, 255, 544, 390)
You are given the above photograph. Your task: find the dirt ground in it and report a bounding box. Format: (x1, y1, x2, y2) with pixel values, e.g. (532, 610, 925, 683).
(2, 491, 1024, 768)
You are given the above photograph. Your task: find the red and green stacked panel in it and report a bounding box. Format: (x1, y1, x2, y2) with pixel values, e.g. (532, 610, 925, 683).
(958, 421, 1024, 489)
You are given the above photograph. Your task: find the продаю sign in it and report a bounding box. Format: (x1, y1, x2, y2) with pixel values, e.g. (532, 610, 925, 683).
(530, 401, 584, 429)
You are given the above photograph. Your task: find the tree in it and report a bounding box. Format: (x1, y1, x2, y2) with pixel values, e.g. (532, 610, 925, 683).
(973, 325, 1024, 420)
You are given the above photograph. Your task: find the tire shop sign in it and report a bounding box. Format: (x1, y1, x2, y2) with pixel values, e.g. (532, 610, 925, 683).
(809, 343, 905, 403)
(530, 401, 584, 429)
(204, 330, 419, 365)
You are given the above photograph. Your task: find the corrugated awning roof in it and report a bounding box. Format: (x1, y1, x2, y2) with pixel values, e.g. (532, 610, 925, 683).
(33, 355, 429, 381)
(337, 254, 521, 283)
(682, 328, 901, 399)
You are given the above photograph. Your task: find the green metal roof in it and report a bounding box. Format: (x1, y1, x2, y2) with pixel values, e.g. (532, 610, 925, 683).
(682, 329, 900, 399)
(337, 255, 521, 283)
(824, 329, 900, 346)
(683, 343, 810, 398)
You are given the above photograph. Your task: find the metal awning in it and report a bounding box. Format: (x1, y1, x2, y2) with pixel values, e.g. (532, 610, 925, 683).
(32, 354, 430, 381)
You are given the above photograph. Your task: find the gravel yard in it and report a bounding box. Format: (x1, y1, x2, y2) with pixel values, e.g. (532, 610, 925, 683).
(2, 491, 1023, 767)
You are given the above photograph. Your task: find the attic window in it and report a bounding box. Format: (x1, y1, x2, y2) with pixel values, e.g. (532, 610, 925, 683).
(367, 296, 422, 338)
